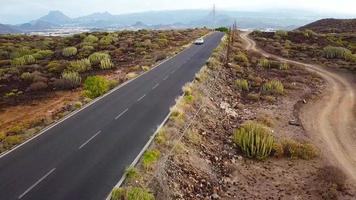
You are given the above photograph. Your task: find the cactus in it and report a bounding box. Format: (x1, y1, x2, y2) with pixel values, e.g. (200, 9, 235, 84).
(100, 58, 114, 69)
(62, 47, 78, 57)
(233, 121, 275, 160)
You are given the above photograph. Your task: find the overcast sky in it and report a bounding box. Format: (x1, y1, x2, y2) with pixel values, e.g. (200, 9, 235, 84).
(1, 0, 356, 24)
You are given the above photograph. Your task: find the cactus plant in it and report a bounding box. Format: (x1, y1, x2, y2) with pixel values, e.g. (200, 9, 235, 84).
(233, 121, 275, 160)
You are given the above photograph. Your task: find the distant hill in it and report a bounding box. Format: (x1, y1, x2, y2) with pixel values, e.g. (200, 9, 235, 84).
(37, 10, 72, 25)
(0, 9, 339, 34)
(299, 18, 356, 33)
(0, 24, 20, 34)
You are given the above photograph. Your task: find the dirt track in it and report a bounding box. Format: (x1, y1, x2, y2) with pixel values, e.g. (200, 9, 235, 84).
(240, 32, 356, 183)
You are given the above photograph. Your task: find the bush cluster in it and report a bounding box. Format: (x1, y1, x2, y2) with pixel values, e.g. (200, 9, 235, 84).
(83, 76, 110, 98)
(62, 47, 78, 57)
(262, 80, 284, 95)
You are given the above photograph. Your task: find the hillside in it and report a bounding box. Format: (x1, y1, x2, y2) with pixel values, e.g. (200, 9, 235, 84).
(299, 18, 356, 33)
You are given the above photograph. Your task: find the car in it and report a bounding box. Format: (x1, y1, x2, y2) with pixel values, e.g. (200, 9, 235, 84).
(194, 38, 204, 45)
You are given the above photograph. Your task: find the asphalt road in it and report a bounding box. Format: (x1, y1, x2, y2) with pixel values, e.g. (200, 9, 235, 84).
(0, 32, 224, 200)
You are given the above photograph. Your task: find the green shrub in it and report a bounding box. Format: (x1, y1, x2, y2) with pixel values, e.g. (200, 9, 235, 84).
(282, 139, 319, 160)
(62, 47, 78, 57)
(215, 27, 229, 33)
(47, 61, 65, 74)
(61, 71, 81, 88)
(100, 58, 114, 69)
(111, 188, 126, 200)
(99, 36, 115, 46)
(142, 66, 150, 71)
(11, 55, 36, 67)
(235, 79, 249, 91)
(127, 187, 154, 200)
(3, 135, 23, 148)
(323, 46, 353, 60)
(83, 76, 110, 98)
(142, 149, 160, 169)
(262, 80, 284, 95)
(125, 167, 139, 181)
(279, 62, 289, 70)
(0, 132, 6, 141)
(69, 59, 92, 73)
(33, 50, 54, 59)
(247, 93, 260, 101)
(234, 53, 249, 65)
(275, 30, 288, 37)
(233, 121, 275, 160)
(83, 35, 99, 43)
(89, 52, 110, 65)
(20, 72, 35, 82)
(258, 58, 270, 68)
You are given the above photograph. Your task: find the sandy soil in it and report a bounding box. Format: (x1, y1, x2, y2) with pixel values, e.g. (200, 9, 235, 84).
(240, 32, 356, 183)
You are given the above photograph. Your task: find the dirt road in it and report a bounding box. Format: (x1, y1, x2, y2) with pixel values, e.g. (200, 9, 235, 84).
(240, 32, 356, 183)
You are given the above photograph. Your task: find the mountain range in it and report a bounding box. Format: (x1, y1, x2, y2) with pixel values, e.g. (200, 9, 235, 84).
(0, 9, 350, 34)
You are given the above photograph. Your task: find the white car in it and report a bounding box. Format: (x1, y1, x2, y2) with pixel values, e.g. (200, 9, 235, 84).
(194, 38, 204, 45)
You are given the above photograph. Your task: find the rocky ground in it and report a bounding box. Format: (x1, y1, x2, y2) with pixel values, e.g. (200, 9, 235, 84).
(117, 32, 356, 200)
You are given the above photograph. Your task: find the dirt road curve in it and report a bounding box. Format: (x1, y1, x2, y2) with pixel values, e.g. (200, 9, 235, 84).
(240, 32, 356, 183)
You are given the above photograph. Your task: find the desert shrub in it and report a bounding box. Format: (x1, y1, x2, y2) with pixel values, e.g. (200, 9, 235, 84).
(47, 61, 66, 74)
(323, 46, 353, 60)
(69, 59, 91, 73)
(155, 128, 167, 145)
(127, 187, 154, 200)
(125, 72, 138, 80)
(302, 29, 316, 38)
(281, 139, 319, 160)
(62, 47, 78, 57)
(99, 36, 115, 46)
(235, 79, 249, 91)
(233, 121, 275, 160)
(262, 80, 284, 95)
(125, 167, 139, 181)
(0, 132, 6, 141)
(100, 58, 114, 70)
(234, 52, 249, 65)
(61, 71, 81, 88)
(142, 66, 150, 71)
(3, 135, 23, 148)
(79, 45, 95, 57)
(111, 188, 126, 200)
(247, 93, 260, 101)
(279, 62, 289, 70)
(272, 142, 284, 158)
(20, 72, 35, 82)
(83, 76, 110, 98)
(27, 81, 48, 91)
(32, 50, 54, 59)
(142, 149, 160, 169)
(83, 35, 99, 43)
(258, 58, 270, 68)
(89, 52, 110, 65)
(155, 53, 167, 62)
(275, 30, 288, 37)
(11, 55, 36, 67)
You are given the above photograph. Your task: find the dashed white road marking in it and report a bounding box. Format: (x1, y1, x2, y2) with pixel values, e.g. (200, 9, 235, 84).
(163, 75, 169, 80)
(152, 83, 159, 90)
(115, 108, 129, 120)
(78, 130, 102, 149)
(170, 69, 176, 74)
(18, 168, 56, 199)
(137, 94, 146, 102)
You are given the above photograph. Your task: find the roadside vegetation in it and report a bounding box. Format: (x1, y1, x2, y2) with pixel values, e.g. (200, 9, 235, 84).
(109, 29, 356, 199)
(0, 29, 210, 153)
(251, 29, 356, 70)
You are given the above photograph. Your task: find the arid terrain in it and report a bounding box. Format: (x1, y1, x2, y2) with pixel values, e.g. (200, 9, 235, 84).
(112, 30, 356, 199)
(0, 29, 209, 153)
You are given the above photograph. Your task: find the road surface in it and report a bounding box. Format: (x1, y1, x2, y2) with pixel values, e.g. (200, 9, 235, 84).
(0, 32, 224, 200)
(240, 32, 356, 183)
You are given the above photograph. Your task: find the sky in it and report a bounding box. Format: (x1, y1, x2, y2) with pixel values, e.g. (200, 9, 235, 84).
(1, 0, 356, 24)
